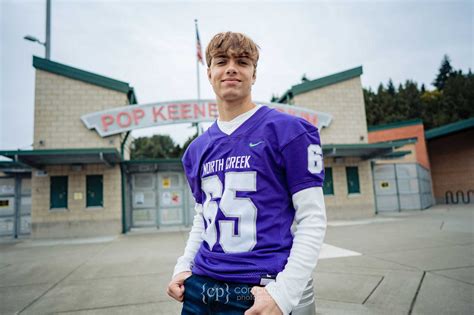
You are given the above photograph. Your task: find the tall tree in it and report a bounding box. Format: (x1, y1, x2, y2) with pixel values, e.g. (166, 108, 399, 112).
(433, 54, 453, 90)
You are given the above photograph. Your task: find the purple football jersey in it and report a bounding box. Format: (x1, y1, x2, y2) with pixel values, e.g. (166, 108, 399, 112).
(182, 105, 324, 284)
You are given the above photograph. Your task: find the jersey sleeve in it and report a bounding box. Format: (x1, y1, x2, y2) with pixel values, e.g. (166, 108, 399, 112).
(281, 124, 325, 195)
(182, 145, 203, 204)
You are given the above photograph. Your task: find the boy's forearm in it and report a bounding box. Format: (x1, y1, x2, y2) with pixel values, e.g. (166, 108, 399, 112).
(265, 187, 327, 314)
(172, 203, 204, 278)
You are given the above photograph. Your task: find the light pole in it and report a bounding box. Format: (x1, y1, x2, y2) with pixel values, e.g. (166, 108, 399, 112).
(23, 0, 51, 59)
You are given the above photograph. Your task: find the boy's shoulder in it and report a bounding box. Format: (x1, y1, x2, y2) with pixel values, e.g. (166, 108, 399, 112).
(260, 106, 320, 146)
(182, 127, 213, 164)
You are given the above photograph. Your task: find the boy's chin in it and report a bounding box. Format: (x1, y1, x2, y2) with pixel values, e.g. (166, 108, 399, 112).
(219, 93, 248, 103)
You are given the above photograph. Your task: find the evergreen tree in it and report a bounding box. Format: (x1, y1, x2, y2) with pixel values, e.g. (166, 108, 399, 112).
(364, 55, 473, 129)
(433, 55, 453, 90)
(387, 79, 396, 96)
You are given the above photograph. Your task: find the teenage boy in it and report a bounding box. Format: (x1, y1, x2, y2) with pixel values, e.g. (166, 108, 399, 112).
(167, 31, 327, 315)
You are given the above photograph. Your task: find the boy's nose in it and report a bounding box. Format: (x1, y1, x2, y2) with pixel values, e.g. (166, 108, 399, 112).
(226, 67, 237, 75)
(225, 60, 238, 74)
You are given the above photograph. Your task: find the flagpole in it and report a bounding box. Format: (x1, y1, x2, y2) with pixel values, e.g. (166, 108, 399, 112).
(194, 19, 202, 135)
(195, 19, 201, 102)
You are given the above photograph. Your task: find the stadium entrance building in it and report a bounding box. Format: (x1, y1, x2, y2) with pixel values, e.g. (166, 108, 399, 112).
(1, 57, 412, 239)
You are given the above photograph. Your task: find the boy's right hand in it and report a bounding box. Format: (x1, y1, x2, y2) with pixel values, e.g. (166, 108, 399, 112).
(167, 271, 192, 302)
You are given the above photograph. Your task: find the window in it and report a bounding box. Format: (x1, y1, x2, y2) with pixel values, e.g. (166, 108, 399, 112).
(50, 176, 68, 209)
(323, 167, 334, 195)
(86, 175, 103, 207)
(346, 166, 360, 194)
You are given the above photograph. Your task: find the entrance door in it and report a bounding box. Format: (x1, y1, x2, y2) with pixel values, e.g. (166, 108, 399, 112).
(157, 173, 185, 226)
(373, 164, 399, 212)
(131, 173, 157, 227)
(0, 176, 31, 238)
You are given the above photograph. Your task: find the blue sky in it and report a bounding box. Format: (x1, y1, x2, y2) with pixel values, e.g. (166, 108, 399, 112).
(1, 0, 472, 149)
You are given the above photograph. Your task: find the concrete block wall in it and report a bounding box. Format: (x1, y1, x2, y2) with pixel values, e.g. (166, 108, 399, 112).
(293, 77, 368, 145)
(31, 164, 122, 238)
(323, 158, 375, 219)
(33, 70, 129, 150)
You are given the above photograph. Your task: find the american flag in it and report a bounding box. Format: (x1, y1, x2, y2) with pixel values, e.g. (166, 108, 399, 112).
(195, 21, 204, 65)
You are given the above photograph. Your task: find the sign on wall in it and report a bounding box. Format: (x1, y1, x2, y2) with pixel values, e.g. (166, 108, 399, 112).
(81, 100, 332, 137)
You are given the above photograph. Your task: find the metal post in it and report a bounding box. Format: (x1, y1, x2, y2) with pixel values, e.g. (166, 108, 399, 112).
(195, 19, 202, 136)
(46, 0, 51, 59)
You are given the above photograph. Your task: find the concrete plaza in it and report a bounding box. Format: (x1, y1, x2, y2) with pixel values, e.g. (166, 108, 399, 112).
(1, 204, 473, 314)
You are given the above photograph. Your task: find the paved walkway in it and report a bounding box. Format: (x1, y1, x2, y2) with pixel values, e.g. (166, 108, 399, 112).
(1, 205, 472, 314)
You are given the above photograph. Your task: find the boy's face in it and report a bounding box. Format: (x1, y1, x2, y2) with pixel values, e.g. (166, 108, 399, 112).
(207, 53, 256, 103)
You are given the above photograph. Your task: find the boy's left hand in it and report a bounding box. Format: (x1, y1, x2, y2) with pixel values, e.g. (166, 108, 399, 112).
(244, 286, 283, 315)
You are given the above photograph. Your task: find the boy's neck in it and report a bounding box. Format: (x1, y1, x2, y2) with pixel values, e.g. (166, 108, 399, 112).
(216, 97, 256, 122)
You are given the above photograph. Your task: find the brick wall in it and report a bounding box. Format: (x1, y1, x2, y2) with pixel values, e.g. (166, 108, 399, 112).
(428, 130, 474, 204)
(368, 123, 430, 170)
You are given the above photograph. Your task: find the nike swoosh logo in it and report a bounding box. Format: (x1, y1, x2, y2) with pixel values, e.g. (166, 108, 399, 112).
(249, 141, 264, 147)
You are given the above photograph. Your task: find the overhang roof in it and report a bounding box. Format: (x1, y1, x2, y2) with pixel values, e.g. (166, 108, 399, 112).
(0, 148, 121, 168)
(0, 161, 32, 174)
(368, 119, 423, 132)
(278, 66, 363, 103)
(323, 139, 416, 160)
(425, 117, 474, 140)
(122, 159, 182, 164)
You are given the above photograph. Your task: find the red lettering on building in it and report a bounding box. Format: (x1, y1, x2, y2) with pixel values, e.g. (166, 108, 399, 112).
(117, 112, 132, 128)
(101, 114, 114, 132)
(181, 104, 192, 120)
(132, 108, 145, 125)
(152, 106, 166, 122)
(168, 104, 179, 120)
(194, 103, 205, 118)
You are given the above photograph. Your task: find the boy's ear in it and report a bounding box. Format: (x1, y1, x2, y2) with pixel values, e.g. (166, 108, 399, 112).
(252, 68, 257, 84)
(207, 68, 211, 81)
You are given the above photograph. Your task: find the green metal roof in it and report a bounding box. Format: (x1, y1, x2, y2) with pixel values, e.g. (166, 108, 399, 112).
(379, 150, 413, 159)
(0, 148, 121, 168)
(33, 56, 138, 104)
(123, 159, 182, 164)
(425, 117, 474, 140)
(322, 138, 416, 160)
(122, 159, 183, 173)
(0, 161, 32, 173)
(368, 119, 423, 132)
(278, 66, 363, 103)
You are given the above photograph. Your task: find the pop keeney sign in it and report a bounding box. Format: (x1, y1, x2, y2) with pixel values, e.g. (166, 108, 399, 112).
(81, 100, 332, 137)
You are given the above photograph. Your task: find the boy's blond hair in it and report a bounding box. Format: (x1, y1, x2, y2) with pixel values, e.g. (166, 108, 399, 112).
(205, 32, 260, 69)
